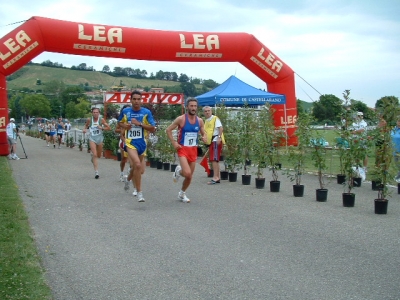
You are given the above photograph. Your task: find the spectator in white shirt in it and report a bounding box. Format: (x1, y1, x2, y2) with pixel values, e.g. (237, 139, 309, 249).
(6, 118, 20, 160)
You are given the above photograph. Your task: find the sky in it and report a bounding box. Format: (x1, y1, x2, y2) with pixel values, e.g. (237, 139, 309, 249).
(1, 0, 400, 107)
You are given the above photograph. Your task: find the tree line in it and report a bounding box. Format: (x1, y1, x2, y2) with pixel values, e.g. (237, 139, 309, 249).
(38, 60, 219, 88)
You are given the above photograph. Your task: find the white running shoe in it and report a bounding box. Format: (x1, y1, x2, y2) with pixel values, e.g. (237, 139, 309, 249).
(178, 191, 190, 203)
(132, 188, 137, 196)
(95, 171, 99, 179)
(173, 165, 182, 183)
(47, 144, 49, 147)
(119, 174, 124, 182)
(137, 192, 145, 202)
(123, 175, 130, 191)
(8, 154, 12, 160)
(12, 154, 20, 160)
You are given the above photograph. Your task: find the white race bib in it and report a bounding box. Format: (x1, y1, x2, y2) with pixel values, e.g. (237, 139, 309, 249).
(127, 126, 142, 139)
(183, 132, 197, 147)
(90, 126, 101, 136)
(57, 129, 63, 134)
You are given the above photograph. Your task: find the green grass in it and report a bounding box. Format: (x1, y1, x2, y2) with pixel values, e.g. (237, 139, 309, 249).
(0, 157, 52, 300)
(7, 64, 202, 91)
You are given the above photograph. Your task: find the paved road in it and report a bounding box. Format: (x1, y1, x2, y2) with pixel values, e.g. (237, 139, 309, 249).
(9, 135, 400, 300)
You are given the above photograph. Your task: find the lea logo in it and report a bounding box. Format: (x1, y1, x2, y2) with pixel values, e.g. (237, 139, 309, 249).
(179, 33, 219, 51)
(0, 30, 32, 61)
(257, 48, 283, 72)
(78, 24, 123, 44)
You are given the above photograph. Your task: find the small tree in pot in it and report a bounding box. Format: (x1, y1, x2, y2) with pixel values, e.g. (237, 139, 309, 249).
(223, 111, 242, 181)
(236, 105, 257, 184)
(372, 97, 399, 214)
(310, 130, 328, 201)
(285, 113, 314, 197)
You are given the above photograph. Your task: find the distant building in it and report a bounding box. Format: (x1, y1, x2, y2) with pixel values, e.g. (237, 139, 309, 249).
(149, 87, 164, 93)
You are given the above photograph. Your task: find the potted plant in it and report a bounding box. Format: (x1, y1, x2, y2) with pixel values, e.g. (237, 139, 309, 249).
(236, 105, 257, 185)
(213, 105, 230, 180)
(310, 130, 328, 201)
(102, 125, 118, 158)
(250, 104, 281, 191)
(68, 136, 74, 148)
(78, 134, 84, 151)
(286, 113, 314, 197)
(372, 98, 398, 214)
(155, 124, 175, 171)
(253, 103, 284, 192)
(223, 111, 242, 182)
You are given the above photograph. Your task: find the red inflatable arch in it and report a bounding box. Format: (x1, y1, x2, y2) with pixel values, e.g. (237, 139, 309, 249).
(0, 16, 297, 156)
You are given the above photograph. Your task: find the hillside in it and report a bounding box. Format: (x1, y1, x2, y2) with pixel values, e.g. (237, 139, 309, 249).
(6, 64, 193, 92)
(6, 64, 313, 110)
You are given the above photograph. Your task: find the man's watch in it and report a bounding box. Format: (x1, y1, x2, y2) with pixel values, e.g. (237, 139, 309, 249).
(218, 135, 221, 138)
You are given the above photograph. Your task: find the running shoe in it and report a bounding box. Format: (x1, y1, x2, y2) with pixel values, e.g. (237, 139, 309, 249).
(12, 154, 20, 160)
(47, 144, 49, 147)
(58, 146, 61, 149)
(95, 171, 99, 179)
(119, 173, 124, 182)
(8, 154, 12, 160)
(124, 175, 130, 191)
(132, 188, 137, 196)
(173, 165, 182, 183)
(178, 191, 190, 203)
(137, 192, 145, 202)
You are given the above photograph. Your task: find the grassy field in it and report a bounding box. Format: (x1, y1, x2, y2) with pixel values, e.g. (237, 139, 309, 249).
(0, 157, 52, 300)
(7, 64, 202, 92)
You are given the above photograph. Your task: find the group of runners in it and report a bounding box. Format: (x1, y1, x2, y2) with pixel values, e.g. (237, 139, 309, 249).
(80, 90, 209, 204)
(37, 118, 72, 148)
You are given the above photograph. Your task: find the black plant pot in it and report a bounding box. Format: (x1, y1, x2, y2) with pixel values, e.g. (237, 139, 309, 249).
(270, 180, 280, 192)
(342, 193, 355, 207)
(337, 174, 346, 184)
(163, 162, 170, 171)
(372, 180, 383, 191)
(293, 185, 304, 197)
(156, 161, 163, 169)
(150, 158, 158, 168)
(220, 171, 229, 180)
(398, 183, 400, 194)
(242, 174, 251, 185)
(255, 178, 265, 189)
(171, 164, 178, 172)
(374, 199, 388, 214)
(316, 189, 328, 202)
(353, 177, 362, 187)
(208, 169, 214, 178)
(228, 172, 237, 182)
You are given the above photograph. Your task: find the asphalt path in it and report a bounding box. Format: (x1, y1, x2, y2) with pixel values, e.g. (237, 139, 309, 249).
(9, 135, 400, 300)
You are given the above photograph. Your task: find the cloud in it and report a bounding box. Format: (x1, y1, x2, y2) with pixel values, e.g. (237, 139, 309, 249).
(1, 0, 400, 107)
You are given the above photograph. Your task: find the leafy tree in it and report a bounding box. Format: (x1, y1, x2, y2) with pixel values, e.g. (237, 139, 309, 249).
(65, 98, 91, 119)
(203, 79, 218, 89)
(102, 65, 110, 73)
(155, 70, 164, 80)
(375, 96, 399, 111)
(60, 86, 86, 107)
(19, 94, 51, 117)
(296, 99, 305, 118)
(191, 77, 201, 84)
(180, 82, 196, 97)
(312, 94, 342, 124)
(178, 73, 189, 82)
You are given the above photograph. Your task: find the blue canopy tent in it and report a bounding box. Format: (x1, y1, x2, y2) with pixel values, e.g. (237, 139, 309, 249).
(197, 75, 288, 146)
(196, 75, 286, 106)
